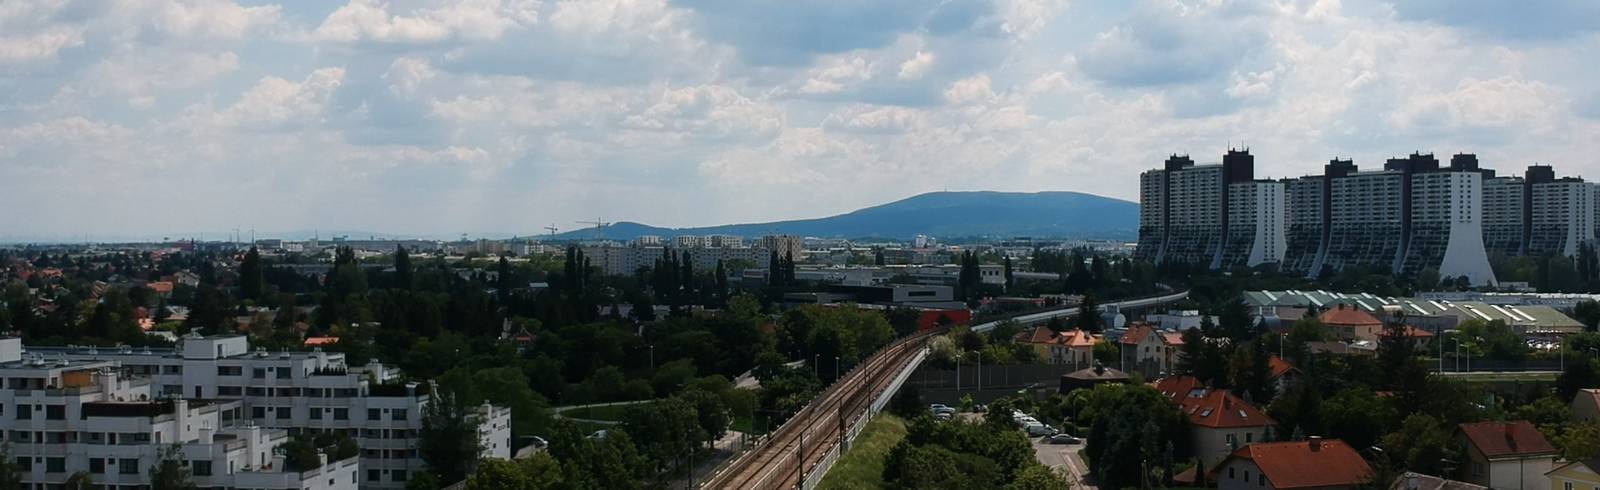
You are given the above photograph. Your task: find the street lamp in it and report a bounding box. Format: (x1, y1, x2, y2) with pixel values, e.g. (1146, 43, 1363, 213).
(1450, 339, 1462, 372)
(834, 356, 840, 382)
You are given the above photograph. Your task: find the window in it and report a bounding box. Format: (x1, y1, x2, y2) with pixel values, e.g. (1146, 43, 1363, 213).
(393, 470, 408, 482)
(368, 409, 382, 421)
(46, 405, 64, 420)
(193, 461, 212, 477)
(1562, 483, 1571, 490)
(277, 368, 291, 379)
(1244, 471, 1251, 482)
(120, 458, 139, 474)
(246, 387, 266, 396)
(218, 366, 242, 376)
(392, 409, 407, 421)
(1473, 463, 1484, 476)
(1246, 433, 1253, 443)
(253, 368, 266, 379)
(276, 407, 291, 419)
(16, 405, 31, 420)
(1229, 467, 1236, 479)
(1259, 473, 1266, 486)
(368, 469, 381, 482)
(252, 407, 266, 419)
(89, 458, 105, 474)
(218, 386, 242, 396)
(16, 457, 29, 471)
(310, 409, 323, 420)
(334, 409, 348, 420)
(46, 457, 64, 473)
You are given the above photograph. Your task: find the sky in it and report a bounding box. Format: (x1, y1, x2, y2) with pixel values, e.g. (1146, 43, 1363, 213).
(2, 0, 1599, 241)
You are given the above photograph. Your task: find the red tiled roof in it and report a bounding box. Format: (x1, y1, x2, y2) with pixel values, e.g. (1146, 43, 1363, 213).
(304, 337, 340, 346)
(1268, 355, 1295, 379)
(1319, 306, 1381, 327)
(1180, 389, 1275, 429)
(1160, 332, 1186, 346)
(1154, 375, 1205, 404)
(147, 281, 174, 294)
(1025, 326, 1096, 348)
(1400, 326, 1434, 338)
(1211, 439, 1373, 488)
(1121, 323, 1155, 345)
(1458, 421, 1558, 459)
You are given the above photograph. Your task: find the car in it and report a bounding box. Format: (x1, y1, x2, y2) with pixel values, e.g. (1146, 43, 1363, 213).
(934, 412, 953, 421)
(1024, 423, 1056, 437)
(528, 436, 549, 449)
(931, 406, 957, 415)
(1047, 434, 1081, 444)
(930, 404, 952, 411)
(972, 404, 987, 413)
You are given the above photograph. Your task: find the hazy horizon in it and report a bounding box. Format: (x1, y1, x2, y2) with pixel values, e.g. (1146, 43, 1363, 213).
(4, 0, 1599, 238)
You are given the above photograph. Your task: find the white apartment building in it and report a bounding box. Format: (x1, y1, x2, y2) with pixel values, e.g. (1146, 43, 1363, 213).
(1323, 169, 1406, 273)
(671, 236, 704, 249)
(0, 338, 361, 490)
(1220, 181, 1286, 268)
(757, 235, 804, 261)
(1400, 170, 1496, 285)
(705, 235, 744, 248)
(1281, 173, 1328, 275)
(32, 335, 512, 489)
(1527, 177, 1593, 258)
(1482, 176, 1525, 257)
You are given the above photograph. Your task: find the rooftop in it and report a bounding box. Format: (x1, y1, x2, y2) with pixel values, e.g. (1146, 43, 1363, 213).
(1458, 420, 1558, 459)
(1211, 438, 1373, 489)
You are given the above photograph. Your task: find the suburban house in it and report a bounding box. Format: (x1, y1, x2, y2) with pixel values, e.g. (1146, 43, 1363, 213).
(1211, 437, 1374, 490)
(1155, 376, 1276, 471)
(1020, 326, 1099, 367)
(1320, 305, 1383, 342)
(1572, 389, 1600, 423)
(1547, 459, 1600, 490)
(1390, 472, 1488, 490)
(1457, 421, 1559, 490)
(1268, 355, 1299, 394)
(1121, 323, 1186, 379)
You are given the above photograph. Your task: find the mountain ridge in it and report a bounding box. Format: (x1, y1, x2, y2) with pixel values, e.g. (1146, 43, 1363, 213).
(553, 191, 1137, 241)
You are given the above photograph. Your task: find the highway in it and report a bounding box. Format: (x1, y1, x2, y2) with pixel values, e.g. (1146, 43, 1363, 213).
(971, 290, 1191, 333)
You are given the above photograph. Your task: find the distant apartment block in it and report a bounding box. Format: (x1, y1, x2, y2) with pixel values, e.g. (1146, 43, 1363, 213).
(1136, 151, 1593, 286)
(1138, 150, 1283, 269)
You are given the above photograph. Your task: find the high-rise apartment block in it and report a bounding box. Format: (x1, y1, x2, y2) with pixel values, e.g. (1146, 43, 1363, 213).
(1137, 150, 1285, 269)
(1138, 151, 1593, 286)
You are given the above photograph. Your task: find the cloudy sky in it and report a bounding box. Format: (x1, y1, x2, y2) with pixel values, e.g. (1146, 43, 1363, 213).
(3, 0, 1598, 240)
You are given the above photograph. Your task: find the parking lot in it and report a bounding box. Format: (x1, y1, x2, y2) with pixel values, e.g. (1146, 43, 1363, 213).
(1032, 436, 1093, 489)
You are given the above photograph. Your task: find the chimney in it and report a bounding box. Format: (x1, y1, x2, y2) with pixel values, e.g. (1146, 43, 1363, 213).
(1309, 436, 1323, 451)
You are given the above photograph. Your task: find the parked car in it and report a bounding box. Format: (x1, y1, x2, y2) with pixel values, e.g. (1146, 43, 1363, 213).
(1024, 423, 1057, 437)
(934, 412, 953, 421)
(529, 436, 549, 449)
(1047, 434, 1081, 444)
(931, 405, 956, 416)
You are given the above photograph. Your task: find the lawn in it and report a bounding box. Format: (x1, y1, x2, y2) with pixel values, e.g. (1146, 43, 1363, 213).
(816, 414, 909, 490)
(730, 414, 775, 436)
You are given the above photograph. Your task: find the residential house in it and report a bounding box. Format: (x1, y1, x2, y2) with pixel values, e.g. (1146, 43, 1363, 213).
(1155, 376, 1276, 471)
(1572, 389, 1600, 423)
(1457, 421, 1559, 490)
(1547, 459, 1600, 490)
(1268, 355, 1299, 394)
(1020, 326, 1098, 367)
(1121, 323, 1185, 379)
(1212, 438, 1373, 490)
(1391, 472, 1489, 490)
(1320, 304, 1383, 342)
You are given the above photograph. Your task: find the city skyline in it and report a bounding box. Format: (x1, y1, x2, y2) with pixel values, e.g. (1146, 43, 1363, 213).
(4, 1, 1600, 238)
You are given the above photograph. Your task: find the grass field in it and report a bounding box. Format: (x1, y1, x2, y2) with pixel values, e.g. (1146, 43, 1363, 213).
(816, 414, 909, 490)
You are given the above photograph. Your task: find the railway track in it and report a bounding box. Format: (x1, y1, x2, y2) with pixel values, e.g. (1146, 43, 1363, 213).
(703, 329, 938, 489)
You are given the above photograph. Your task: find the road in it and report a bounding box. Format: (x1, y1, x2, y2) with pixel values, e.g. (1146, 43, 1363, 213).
(970, 291, 1190, 333)
(1033, 437, 1094, 489)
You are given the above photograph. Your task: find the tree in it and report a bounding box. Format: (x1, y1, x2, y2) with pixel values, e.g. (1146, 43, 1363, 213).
(1377, 322, 1418, 386)
(239, 246, 264, 300)
(1558, 355, 1600, 401)
(1176, 328, 1205, 377)
(394, 245, 414, 290)
(1003, 256, 1014, 290)
(149, 444, 197, 490)
(1319, 388, 1394, 450)
(1005, 465, 1073, 490)
(420, 388, 484, 484)
(1076, 295, 1102, 333)
(466, 454, 564, 490)
(1092, 341, 1120, 366)
(679, 388, 730, 448)
(1381, 413, 1459, 476)
(0, 444, 23, 489)
(63, 471, 93, 490)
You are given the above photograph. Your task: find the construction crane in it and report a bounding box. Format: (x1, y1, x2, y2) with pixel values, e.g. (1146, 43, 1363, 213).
(543, 224, 559, 241)
(575, 219, 610, 240)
